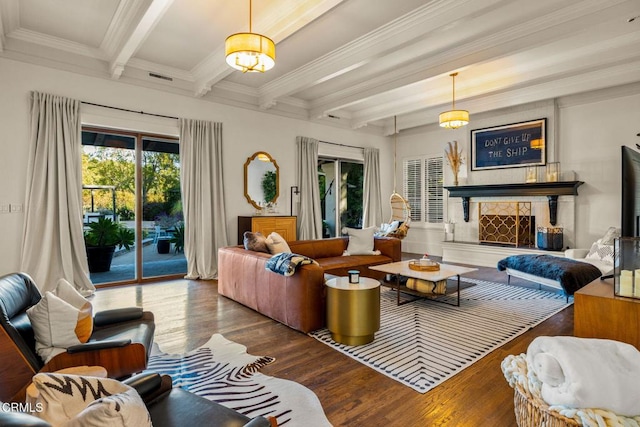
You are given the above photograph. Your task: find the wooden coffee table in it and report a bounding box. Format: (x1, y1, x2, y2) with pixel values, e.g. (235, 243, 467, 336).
(370, 261, 477, 306)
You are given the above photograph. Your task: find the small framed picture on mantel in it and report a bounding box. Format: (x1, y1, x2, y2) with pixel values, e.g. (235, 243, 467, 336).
(471, 118, 546, 171)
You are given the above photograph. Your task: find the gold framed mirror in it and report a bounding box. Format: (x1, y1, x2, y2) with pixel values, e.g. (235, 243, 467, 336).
(244, 151, 279, 209)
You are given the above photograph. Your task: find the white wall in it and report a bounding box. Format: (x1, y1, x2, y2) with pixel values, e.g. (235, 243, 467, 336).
(397, 92, 640, 256)
(0, 57, 393, 275)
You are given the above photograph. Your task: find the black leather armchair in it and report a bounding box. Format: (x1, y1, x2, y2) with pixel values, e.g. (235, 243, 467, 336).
(0, 373, 276, 427)
(0, 272, 155, 402)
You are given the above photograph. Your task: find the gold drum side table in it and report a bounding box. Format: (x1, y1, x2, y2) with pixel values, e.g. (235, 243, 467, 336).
(326, 276, 380, 345)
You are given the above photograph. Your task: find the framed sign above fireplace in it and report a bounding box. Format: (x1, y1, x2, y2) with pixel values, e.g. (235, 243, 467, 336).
(471, 118, 546, 171)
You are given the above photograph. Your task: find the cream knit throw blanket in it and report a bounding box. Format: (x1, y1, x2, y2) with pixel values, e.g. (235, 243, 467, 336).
(502, 351, 640, 427)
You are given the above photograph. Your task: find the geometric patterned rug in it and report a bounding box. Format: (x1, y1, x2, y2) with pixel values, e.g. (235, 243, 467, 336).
(146, 334, 332, 426)
(310, 278, 572, 393)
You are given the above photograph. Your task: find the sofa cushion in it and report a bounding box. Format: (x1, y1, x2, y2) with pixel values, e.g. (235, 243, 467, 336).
(243, 231, 269, 253)
(344, 227, 380, 255)
(65, 387, 151, 427)
(265, 232, 291, 254)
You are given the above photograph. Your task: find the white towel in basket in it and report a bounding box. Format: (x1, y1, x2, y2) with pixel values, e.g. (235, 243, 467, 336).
(527, 336, 640, 417)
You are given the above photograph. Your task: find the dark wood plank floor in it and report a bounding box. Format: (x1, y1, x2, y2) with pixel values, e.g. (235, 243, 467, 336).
(91, 261, 573, 427)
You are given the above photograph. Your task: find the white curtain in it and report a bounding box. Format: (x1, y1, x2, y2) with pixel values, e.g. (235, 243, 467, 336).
(21, 92, 94, 295)
(296, 136, 323, 240)
(179, 119, 228, 279)
(363, 147, 383, 228)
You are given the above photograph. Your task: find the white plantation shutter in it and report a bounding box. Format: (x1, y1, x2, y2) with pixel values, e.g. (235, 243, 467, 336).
(403, 159, 422, 222)
(426, 157, 443, 223)
(403, 156, 443, 224)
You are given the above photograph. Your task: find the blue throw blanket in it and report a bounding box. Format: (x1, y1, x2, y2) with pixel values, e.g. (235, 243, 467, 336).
(497, 254, 601, 295)
(266, 253, 319, 277)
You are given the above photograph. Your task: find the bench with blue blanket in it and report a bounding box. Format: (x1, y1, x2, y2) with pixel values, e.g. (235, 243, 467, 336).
(497, 254, 602, 295)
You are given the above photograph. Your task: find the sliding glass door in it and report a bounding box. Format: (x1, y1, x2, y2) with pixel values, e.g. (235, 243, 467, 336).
(318, 158, 363, 237)
(82, 128, 185, 285)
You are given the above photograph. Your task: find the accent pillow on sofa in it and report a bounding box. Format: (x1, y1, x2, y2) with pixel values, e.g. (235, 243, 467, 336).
(585, 238, 615, 265)
(31, 373, 150, 427)
(343, 227, 381, 255)
(26, 279, 93, 363)
(243, 231, 269, 253)
(265, 232, 292, 254)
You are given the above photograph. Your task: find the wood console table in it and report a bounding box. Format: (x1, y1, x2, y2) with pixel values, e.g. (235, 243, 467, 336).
(237, 215, 297, 244)
(574, 278, 640, 350)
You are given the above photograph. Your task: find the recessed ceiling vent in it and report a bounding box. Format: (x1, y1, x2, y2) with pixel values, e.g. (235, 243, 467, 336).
(149, 72, 173, 82)
(327, 114, 340, 119)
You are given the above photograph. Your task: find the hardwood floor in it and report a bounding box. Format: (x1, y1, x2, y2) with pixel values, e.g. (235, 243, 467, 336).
(91, 263, 573, 427)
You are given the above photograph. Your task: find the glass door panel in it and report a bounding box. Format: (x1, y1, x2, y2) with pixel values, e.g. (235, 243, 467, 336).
(141, 137, 186, 278)
(82, 131, 136, 284)
(82, 129, 185, 285)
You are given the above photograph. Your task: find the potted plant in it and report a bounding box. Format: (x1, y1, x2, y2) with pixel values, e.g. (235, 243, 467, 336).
(169, 223, 185, 253)
(84, 217, 135, 273)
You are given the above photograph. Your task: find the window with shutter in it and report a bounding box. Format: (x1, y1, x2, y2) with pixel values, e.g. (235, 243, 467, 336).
(403, 156, 443, 224)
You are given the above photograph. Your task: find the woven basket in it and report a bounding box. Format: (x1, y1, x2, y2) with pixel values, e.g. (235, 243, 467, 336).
(512, 383, 580, 427)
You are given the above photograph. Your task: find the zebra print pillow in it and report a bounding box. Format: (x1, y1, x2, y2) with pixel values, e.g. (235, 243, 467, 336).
(30, 373, 150, 427)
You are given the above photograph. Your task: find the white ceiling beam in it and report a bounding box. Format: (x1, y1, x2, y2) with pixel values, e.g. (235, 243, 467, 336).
(257, 0, 501, 110)
(192, 0, 345, 98)
(391, 60, 640, 133)
(310, 0, 635, 121)
(109, 0, 174, 79)
(350, 30, 640, 129)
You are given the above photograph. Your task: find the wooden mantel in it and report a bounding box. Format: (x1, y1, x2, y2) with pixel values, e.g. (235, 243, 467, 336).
(444, 181, 584, 225)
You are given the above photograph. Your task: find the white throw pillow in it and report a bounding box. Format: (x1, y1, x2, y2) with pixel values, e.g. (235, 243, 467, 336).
(26, 279, 94, 363)
(344, 227, 380, 255)
(265, 232, 292, 254)
(30, 373, 135, 425)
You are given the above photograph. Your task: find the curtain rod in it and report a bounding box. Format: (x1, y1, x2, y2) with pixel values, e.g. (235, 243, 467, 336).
(319, 140, 364, 150)
(81, 101, 179, 120)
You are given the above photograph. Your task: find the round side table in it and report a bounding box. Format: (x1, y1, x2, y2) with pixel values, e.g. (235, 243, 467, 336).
(326, 276, 380, 346)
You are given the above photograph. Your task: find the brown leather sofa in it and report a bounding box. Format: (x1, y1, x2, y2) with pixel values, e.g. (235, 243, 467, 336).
(218, 236, 401, 333)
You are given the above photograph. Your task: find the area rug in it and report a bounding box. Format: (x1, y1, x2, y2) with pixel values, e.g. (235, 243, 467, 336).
(310, 278, 572, 393)
(146, 334, 332, 426)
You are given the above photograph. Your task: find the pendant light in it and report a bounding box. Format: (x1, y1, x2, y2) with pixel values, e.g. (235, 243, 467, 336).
(225, 0, 275, 73)
(439, 72, 469, 129)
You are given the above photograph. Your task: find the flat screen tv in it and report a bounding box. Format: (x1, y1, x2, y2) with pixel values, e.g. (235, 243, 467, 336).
(621, 146, 640, 237)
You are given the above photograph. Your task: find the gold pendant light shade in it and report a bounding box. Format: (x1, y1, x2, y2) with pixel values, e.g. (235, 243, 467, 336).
(439, 72, 469, 129)
(439, 110, 469, 129)
(225, 0, 275, 73)
(225, 32, 275, 73)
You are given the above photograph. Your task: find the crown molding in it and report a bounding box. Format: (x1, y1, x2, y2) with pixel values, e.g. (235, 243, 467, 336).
(127, 57, 195, 82)
(8, 28, 106, 59)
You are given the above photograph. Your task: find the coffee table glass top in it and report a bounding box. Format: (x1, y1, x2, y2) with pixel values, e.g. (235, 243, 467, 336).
(369, 261, 477, 281)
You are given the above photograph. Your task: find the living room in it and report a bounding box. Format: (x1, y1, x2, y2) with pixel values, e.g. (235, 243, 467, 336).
(1, 0, 640, 425)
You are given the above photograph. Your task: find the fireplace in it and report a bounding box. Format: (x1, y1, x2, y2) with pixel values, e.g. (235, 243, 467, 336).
(478, 201, 535, 247)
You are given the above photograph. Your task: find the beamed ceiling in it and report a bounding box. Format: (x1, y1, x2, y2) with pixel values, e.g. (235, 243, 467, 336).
(1, 0, 639, 135)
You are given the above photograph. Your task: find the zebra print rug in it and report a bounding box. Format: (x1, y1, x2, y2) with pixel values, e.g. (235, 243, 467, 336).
(146, 334, 331, 426)
(310, 278, 572, 393)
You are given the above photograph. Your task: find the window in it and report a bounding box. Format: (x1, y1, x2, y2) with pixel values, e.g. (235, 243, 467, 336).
(403, 156, 443, 224)
(319, 158, 363, 237)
